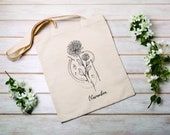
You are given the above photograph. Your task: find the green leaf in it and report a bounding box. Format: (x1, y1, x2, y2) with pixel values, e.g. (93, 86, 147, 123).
(156, 97, 161, 104)
(151, 95, 157, 102)
(5, 78, 15, 86)
(164, 56, 170, 63)
(26, 107, 33, 114)
(11, 88, 18, 92)
(148, 95, 157, 108)
(5, 80, 10, 85)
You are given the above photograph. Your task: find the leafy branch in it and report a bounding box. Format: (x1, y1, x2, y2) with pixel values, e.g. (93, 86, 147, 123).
(5, 71, 38, 114)
(130, 14, 170, 108)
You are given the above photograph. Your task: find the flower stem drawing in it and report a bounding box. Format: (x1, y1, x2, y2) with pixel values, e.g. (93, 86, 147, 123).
(90, 59, 101, 81)
(67, 40, 101, 91)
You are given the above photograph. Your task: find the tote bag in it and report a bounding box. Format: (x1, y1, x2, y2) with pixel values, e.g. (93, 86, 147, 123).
(6, 15, 135, 122)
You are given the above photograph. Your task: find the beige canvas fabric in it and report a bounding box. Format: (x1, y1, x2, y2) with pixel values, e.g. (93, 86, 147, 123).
(6, 15, 135, 122)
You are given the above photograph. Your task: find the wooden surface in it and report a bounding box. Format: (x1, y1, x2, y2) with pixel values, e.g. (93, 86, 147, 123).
(0, 1, 170, 135)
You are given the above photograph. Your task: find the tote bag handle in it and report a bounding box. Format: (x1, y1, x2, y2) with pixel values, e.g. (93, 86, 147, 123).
(6, 15, 81, 61)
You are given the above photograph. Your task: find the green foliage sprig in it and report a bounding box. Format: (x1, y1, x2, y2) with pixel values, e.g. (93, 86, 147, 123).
(5, 71, 38, 114)
(130, 14, 170, 108)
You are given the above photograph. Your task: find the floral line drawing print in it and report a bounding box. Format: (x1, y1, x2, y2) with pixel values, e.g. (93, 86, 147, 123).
(67, 40, 101, 91)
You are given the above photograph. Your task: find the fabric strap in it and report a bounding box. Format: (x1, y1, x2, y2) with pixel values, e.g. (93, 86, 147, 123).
(6, 15, 81, 61)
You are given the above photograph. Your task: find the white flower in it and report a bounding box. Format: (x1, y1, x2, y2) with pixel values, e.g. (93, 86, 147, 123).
(147, 75, 159, 82)
(131, 15, 140, 22)
(144, 56, 150, 65)
(156, 49, 163, 54)
(13, 92, 22, 99)
(16, 102, 22, 107)
(146, 43, 152, 49)
(157, 40, 166, 45)
(23, 101, 33, 112)
(144, 33, 150, 39)
(144, 68, 151, 75)
(147, 29, 154, 36)
(132, 14, 146, 21)
(134, 28, 142, 35)
(147, 78, 151, 82)
(6, 77, 38, 114)
(140, 19, 152, 31)
(146, 49, 157, 60)
(148, 53, 156, 59)
(151, 75, 159, 80)
(21, 93, 27, 98)
(140, 22, 147, 31)
(143, 30, 154, 39)
(150, 41, 154, 46)
(19, 81, 26, 87)
(25, 92, 35, 101)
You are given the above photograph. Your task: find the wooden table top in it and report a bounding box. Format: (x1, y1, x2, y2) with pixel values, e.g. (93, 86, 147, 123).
(0, 0, 170, 134)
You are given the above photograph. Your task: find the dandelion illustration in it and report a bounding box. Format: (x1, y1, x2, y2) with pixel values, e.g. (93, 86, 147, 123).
(67, 40, 101, 91)
(67, 40, 82, 57)
(82, 53, 90, 61)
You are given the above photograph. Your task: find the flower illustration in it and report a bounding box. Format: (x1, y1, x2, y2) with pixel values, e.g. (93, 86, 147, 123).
(67, 40, 101, 91)
(82, 53, 90, 61)
(67, 40, 82, 57)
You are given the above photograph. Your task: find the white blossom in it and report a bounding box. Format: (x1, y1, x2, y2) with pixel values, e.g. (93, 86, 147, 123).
(129, 14, 169, 108)
(140, 19, 152, 31)
(143, 30, 153, 40)
(148, 52, 156, 59)
(148, 64, 152, 67)
(134, 28, 142, 35)
(157, 40, 166, 45)
(19, 81, 26, 87)
(147, 29, 154, 36)
(8, 81, 38, 114)
(131, 15, 141, 22)
(144, 67, 151, 75)
(144, 56, 150, 65)
(14, 92, 21, 99)
(146, 43, 152, 49)
(147, 75, 159, 82)
(156, 49, 163, 54)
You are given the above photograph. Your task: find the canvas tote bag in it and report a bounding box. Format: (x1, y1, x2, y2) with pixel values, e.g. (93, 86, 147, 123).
(6, 15, 135, 122)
